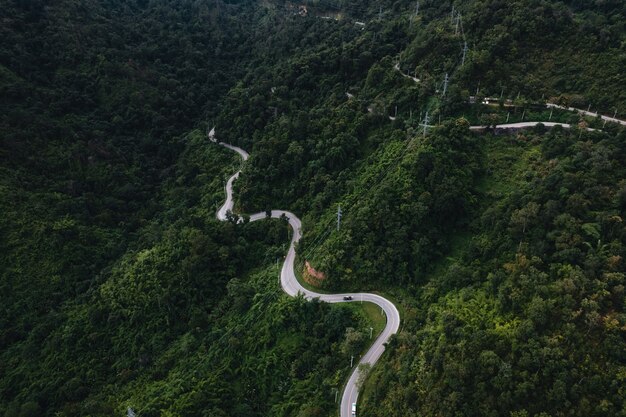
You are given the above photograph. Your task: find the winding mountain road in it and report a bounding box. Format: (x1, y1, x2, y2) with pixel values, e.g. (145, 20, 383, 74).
(212, 132, 400, 417)
(469, 121, 598, 132)
(210, 117, 600, 416)
(546, 103, 625, 126)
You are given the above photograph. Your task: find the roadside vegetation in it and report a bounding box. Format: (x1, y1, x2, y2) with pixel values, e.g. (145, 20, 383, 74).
(1, 0, 625, 416)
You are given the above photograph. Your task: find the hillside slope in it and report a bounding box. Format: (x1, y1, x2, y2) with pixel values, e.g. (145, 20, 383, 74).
(1, 0, 625, 416)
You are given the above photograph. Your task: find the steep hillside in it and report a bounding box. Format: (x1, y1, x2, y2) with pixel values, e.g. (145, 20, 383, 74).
(1, 0, 625, 416)
(1, 1, 374, 416)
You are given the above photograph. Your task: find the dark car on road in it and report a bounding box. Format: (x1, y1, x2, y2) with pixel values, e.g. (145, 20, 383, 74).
(343, 296, 353, 300)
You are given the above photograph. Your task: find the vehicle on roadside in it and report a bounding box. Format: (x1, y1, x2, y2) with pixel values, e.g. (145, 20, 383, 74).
(352, 402, 356, 416)
(343, 295, 353, 300)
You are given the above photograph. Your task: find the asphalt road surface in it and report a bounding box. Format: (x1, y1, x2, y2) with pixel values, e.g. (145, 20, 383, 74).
(469, 121, 596, 131)
(212, 116, 604, 415)
(214, 138, 400, 417)
(546, 103, 625, 126)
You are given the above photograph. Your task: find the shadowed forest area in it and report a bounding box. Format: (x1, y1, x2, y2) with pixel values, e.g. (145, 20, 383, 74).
(1, 0, 625, 416)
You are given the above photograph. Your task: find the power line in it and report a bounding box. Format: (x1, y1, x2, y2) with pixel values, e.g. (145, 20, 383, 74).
(337, 204, 342, 230)
(299, 226, 334, 258)
(287, 5, 478, 289)
(250, 2, 476, 270)
(300, 143, 406, 261)
(297, 104, 432, 253)
(299, 130, 424, 263)
(420, 111, 431, 137)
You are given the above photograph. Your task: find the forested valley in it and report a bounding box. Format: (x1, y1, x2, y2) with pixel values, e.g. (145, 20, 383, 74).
(1, 0, 625, 416)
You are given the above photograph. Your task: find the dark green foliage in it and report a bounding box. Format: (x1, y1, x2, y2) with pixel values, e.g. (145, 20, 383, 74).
(313, 119, 483, 287)
(2, 0, 626, 416)
(360, 128, 626, 417)
(0, 1, 371, 415)
(0, 0, 260, 349)
(1, 126, 368, 416)
(392, 0, 625, 114)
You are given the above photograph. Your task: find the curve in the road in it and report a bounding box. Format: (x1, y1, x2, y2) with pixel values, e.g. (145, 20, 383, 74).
(212, 133, 400, 417)
(210, 118, 598, 416)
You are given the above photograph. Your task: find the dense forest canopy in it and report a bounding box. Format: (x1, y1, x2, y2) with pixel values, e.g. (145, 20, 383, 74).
(1, 0, 625, 416)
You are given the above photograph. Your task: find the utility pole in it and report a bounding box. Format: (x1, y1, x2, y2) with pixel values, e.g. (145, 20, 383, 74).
(442, 73, 449, 96)
(587, 103, 591, 112)
(500, 86, 504, 99)
(410, 1, 419, 27)
(462, 41, 468, 65)
(451, 5, 455, 24)
(351, 355, 354, 367)
(369, 327, 374, 339)
(421, 111, 430, 137)
(549, 108, 553, 121)
(455, 13, 461, 35)
(521, 109, 526, 121)
(337, 205, 342, 231)
(614, 109, 618, 119)
(506, 112, 510, 123)
(395, 105, 398, 118)
(476, 81, 481, 96)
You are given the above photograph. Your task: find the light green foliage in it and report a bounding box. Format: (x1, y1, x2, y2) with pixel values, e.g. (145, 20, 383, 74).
(356, 363, 372, 389)
(360, 128, 626, 417)
(2, 0, 626, 416)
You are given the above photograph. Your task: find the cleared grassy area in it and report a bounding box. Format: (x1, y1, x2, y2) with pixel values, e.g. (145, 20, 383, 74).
(346, 301, 387, 338)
